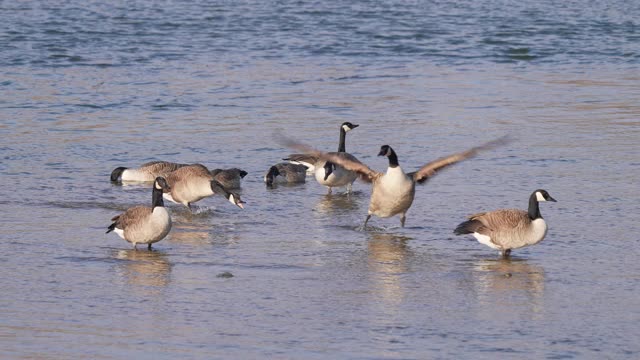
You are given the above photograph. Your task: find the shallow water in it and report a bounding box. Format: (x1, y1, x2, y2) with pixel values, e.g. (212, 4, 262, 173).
(1, 1, 640, 359)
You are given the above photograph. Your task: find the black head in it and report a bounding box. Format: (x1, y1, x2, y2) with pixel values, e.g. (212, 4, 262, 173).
(110, 167, 127, 182)
(154, 177, 171, 192)
(265, 166, 280, 187)
(323, 162, 335, 181)
(533, 189, 557, 202)
(378, 145, 393, 157)
(341, 122, 359, 132)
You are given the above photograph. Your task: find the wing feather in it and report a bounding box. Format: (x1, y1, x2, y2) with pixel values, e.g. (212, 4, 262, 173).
(276, 135, 379, 180)
(410, 136, 510, 184)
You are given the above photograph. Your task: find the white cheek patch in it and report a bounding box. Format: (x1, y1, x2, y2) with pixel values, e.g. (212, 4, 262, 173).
(342, 125, 350, 132)
(536, 191, 546, 202)
(228, 195, 236, 204)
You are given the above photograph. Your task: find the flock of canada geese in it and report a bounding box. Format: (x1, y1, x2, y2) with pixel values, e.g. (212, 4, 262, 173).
(107, 122, 556, 258)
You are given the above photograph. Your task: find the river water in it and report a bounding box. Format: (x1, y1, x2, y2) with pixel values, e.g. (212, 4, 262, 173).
(1, 1, 639, 359)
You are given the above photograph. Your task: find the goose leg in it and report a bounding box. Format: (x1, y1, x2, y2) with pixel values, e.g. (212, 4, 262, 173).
(361, 214, 372, 231)
(501, 249, 511, 258)
(400, 214, 406, 228)
(148, 243, 152, 250)
(346, 183, 353, 194)
(133, 243, 138, 251)
(326, 187, 332, 195)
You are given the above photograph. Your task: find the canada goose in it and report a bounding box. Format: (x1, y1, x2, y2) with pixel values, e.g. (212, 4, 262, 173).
(279, 136, 507, 229)
(264, 163, 307, 186)
(209, 168, 248, 189)
(454, 189, 556, 257)
(111, 161, 188, 182)
(285, 122, 361, 194)
(163, 164, 245, 211)
(106, 177, 172, 250)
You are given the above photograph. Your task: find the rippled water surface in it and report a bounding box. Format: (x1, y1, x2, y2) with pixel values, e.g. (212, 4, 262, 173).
(1, 1, 639, 359)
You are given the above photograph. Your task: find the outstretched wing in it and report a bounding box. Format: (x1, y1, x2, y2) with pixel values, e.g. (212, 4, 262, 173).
(409, 136, 510, 184)
(283, 154, 319, 165)
(276, 134, 379, 181)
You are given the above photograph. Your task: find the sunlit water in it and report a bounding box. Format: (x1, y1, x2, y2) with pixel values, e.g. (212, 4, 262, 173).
(1, 1, 639, 359)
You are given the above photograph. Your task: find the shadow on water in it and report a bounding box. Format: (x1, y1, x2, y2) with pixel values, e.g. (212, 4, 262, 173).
(470, 257, 545, 318)
(111, 249, 172, 290)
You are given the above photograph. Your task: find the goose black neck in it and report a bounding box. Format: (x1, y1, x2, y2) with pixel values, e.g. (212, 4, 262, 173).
(528, 192, 542, 219)
(387, 148, 399, 168)
(152, 185, 165, 208)
(338, 127, 347, 152)
(211, 180, 231, 198)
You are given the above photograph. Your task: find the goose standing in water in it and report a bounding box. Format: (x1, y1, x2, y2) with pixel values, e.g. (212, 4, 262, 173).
(284, 122, 361, 194)
(280, 136, 507, 229)
(163, 164, 244, 211)
(106, 177, 172, 250)
(264, 163, 307, 187)
(454, 189, 556, 257)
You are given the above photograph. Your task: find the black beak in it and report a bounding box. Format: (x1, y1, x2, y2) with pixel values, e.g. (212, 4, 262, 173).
(548, 196, 557, 202)
(352, 124, 359, 129)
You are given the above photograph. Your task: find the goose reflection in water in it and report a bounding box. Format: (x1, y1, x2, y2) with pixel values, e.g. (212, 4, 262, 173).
(471, 258, 545, 318)
(313, 191, 365, 216)
(169, 226, 211, 245)
(366, 232, 413, 307)
(113, 249, 172, 290)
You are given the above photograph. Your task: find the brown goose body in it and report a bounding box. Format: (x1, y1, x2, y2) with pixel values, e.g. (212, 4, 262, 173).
(163, 164, 244, 210)
(107, 177, 172, 250)
(454, 189, 556, 257)
(264, 163, 307, 185)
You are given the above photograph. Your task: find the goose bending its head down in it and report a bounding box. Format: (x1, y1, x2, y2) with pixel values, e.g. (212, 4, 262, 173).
(111, 161, 188, 183)
(284, 122, 361, 194)
(279, 135, 508, 229)
(163, 164, 245, 211)
(454, 189, 557, 258)
(264, 163, 307, 187)
(106, 177, 172, 250)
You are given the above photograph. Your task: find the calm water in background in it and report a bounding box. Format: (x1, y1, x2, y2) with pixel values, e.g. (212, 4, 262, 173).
(1, 1, 639, 358)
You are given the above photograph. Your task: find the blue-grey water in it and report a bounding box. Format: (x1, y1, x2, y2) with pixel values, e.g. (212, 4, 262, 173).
(1, 1, 639, 359)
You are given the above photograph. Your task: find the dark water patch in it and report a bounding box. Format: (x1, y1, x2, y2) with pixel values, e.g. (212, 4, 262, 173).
(55, 255, 124, 265)
(73, 103, 103, 109)
(151, 102, 195, 110)
(39, 200, 135, 212)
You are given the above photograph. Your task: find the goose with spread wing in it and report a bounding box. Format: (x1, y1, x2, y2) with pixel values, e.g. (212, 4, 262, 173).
(280, 136, 508, 229)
